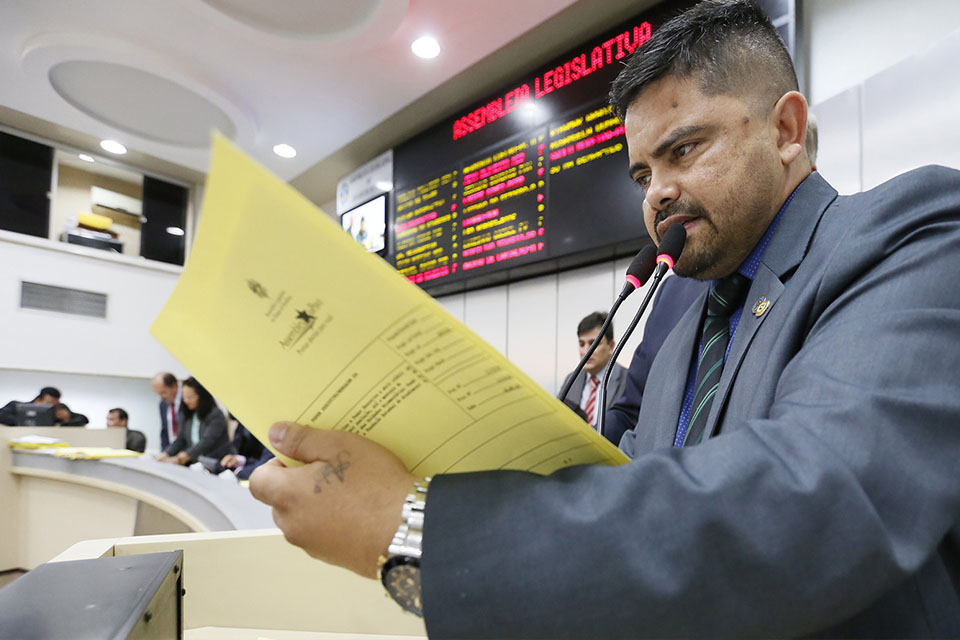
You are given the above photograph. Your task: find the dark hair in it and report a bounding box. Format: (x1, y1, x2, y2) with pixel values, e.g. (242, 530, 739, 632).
(109, 407, 128, 422)
(609, 0, 798, 120)
(38, 386, 61, 400)
(578, 312, 613, 343)
(180, 377, 216, 420)
(161, 372, 178, 387)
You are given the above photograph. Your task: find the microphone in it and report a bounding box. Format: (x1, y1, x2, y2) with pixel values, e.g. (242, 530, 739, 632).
(557, 244, 657, 403)
(597, 224, 686, 438)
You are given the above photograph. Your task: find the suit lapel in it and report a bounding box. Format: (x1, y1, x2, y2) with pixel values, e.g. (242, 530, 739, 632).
(703, 264, 783, 436)
(646, 291, 707, 449)
(570, 369, 587, 400)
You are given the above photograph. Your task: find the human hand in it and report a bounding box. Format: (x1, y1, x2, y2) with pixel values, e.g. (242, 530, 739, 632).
(249, 422, 413, 579)
(173, 451, 191, 465)
(220, 453, 240, 469)
(155, 452, 169, 462)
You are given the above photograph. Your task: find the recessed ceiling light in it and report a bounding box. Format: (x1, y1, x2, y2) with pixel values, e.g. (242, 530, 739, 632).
(411, 36, 440, 59)
(375, 180, 393, 191)
(166, 226, 185, 236)
(78, 154, 95, 162)
(100, 139, 127, 155)
(273, 143, 297, 158)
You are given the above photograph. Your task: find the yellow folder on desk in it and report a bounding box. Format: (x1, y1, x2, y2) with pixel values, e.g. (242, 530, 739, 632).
(150, 135, 628, 474)
(9, 436, 69, 450)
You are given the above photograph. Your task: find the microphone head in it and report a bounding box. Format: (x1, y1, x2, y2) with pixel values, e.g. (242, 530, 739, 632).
(656, 224, 687, 270)
(623, 244, 657, 291)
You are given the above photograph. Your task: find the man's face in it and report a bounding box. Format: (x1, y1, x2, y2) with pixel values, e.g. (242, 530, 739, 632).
(624, 76, 784, 280)
(106, 411, 126, 428)
(152, 379, 178, 405)
(36, 394, 58, 405)
(578, 327, 614, 377)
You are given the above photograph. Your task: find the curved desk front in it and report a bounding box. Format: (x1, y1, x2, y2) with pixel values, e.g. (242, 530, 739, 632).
(5, 448, 272, 570)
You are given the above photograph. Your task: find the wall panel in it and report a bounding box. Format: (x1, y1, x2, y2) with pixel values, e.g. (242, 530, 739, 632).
(506, 274, 558, 393)
(462, 285, 508, 355)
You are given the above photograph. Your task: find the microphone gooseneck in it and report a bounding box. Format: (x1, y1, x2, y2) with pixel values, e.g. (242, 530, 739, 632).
(558, 245, 657, 403)
(597, 224, 687, 438)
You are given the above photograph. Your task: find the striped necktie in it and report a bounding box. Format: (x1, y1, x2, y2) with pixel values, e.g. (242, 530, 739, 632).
(584, 375, 599, 426)
(682, 273, 750, 446)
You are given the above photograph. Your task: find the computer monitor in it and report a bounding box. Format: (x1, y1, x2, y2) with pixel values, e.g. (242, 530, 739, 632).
(340, 194, 387, 255)
(15, 403, 56, 426)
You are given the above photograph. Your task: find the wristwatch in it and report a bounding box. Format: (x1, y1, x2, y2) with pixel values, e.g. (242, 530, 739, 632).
(378, 477, 430, 617)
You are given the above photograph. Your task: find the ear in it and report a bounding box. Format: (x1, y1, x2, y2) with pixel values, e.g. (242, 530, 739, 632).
(772, 91, 807, 166)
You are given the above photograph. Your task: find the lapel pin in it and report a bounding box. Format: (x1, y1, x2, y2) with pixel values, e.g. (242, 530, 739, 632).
(752, 296, 771, 318)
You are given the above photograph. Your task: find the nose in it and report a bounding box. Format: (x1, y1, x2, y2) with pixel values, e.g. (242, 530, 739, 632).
(643, 171, 680, 212)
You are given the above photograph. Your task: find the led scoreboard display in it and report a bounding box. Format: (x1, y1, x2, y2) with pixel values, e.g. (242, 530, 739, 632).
(391, 1, 702, 293)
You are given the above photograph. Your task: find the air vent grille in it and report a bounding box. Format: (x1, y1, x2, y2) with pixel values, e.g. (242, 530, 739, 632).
(20, 281, 107, 318)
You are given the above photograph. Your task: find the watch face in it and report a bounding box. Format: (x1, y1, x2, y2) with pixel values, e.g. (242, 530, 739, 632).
(382, 557, 423, 617)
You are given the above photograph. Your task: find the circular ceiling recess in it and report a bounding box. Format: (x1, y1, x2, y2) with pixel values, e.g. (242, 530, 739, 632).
(201, 0, 384, 39)
(49, 60, 237, 147)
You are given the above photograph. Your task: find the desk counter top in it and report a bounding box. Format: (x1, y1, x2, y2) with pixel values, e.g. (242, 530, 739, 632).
(10, 451, 273, 531)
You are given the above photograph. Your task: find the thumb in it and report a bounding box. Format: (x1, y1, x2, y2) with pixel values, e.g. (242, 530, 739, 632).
(268, 421, 322, 462)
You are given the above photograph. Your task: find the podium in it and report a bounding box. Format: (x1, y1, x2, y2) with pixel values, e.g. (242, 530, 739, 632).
(51, 530, 428, 638)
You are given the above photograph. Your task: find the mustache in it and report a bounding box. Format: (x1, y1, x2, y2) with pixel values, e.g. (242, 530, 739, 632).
(654, 201, 709, 240)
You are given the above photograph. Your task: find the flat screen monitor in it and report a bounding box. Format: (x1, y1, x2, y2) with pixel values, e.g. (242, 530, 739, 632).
(15, 402, 56, 426)
(340, 194, 387, 255)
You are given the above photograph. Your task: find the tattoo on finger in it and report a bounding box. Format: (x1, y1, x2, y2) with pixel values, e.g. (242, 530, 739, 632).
(313, 451, 352, 494)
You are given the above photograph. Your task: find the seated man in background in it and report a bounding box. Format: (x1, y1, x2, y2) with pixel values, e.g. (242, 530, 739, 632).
(220, 418, 275, 479)
(0, 387, 61, 425)
(54, 403, 89, 427)
(558, 312, 628, 439)
(156, 377, 231, 465)
(107, 407, 146, 453)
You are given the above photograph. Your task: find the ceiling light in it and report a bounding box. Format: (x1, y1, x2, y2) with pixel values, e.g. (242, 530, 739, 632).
(375, 180, 393, 191)
(273, 143, 297, 158)
(411, 36, 440, 59)
(78, 154, 95, 162)
(100, 139, 127, 155)
(166, 226, 185, 236)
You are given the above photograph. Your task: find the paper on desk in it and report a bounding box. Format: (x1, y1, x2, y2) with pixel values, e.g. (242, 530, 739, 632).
(53, 447, 142, 460)
(150, 135, 628, 475)
(9, 435, 68, 449)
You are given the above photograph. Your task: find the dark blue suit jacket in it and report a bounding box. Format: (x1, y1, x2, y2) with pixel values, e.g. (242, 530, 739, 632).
(158, 400, 172, 450)
(603, 275, 707, 446)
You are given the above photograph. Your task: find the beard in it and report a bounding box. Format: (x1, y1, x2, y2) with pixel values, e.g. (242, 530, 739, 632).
(654, 145, 780, 280)
(653, 200, 718, 279)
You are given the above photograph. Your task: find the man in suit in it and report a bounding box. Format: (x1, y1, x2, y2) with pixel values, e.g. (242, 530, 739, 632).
(151, 372, 180, 450)
(249, 1, 960, 636)
(601, 111, 816, 447)
(558, 311, 628, 438)
(107, 407, 146, 453)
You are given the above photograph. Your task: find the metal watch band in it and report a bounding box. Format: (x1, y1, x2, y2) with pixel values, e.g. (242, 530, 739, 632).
(387, 476, 430, 559)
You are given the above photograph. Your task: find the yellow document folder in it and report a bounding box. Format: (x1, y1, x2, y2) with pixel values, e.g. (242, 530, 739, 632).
(151, 136, 628, 474)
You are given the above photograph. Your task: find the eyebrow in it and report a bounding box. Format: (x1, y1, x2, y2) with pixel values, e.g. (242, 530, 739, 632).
(628, 124, 709, 178)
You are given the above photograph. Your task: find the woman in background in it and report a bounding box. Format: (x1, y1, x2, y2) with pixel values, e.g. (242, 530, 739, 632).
(156, 377, 230, 465)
